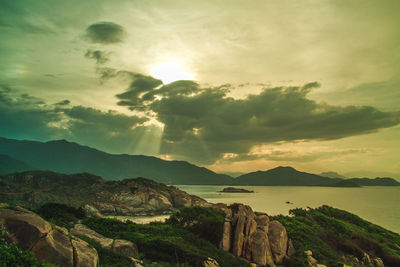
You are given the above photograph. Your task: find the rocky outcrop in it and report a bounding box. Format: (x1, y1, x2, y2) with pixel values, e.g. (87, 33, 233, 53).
(215, 203, 293, 267)
(0, 206, 98, 267)
(70, 224, 138, 258)
(0, 171, 210, 216)
(203, 257, 220, 267)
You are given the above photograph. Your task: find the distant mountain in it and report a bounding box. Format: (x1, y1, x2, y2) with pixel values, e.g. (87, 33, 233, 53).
(234, 166, 341, 186)
(0, 154, 36, 174)
(320, 171, 346, 179)
(347, 177, 400, 186)
(327, 180, 361, 187)
(0, 137, 234, 185)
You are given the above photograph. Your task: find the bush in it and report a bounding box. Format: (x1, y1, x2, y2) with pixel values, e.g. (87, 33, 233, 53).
(36, 203, 85, 228)
(82, 217, 249, 267)
(167, 206, 225, 246)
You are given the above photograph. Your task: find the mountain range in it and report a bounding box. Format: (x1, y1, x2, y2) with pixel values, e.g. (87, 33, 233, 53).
(0, 137, 398, 186)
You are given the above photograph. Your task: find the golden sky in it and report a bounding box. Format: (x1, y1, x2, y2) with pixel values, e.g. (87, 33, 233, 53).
(1, 0, 399, 178)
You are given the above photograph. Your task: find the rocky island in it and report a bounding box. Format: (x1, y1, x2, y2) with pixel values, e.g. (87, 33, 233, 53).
(219, 187, 254, 193)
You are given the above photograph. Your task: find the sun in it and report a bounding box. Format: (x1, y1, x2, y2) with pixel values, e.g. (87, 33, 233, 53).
(150, 61, 195, 84)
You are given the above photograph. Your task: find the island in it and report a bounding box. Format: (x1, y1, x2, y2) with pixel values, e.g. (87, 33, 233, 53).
(219, 187, 254, 193)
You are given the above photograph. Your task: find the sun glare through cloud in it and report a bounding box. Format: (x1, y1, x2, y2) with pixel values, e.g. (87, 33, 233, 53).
(150, 61, 195, 84)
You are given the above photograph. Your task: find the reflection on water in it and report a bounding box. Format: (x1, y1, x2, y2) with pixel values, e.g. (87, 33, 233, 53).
(176, 185, 400, 234)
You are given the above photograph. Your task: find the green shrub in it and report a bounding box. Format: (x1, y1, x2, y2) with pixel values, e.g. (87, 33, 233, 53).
(167, 206, 225, 246)
(82, 217, 249, 267)
(36, 203, 85, 228)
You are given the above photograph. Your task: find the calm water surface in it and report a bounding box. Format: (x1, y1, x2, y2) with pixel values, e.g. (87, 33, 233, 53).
(176, 185, 400, 234)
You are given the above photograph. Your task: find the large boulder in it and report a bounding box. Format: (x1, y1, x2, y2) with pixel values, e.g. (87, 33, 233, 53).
(70, 224, 113, 249)
(214, 203, 293, 266)
(71, 223, 138, 258)
(0, 206, 98, 267)
(249, 229, 275, 267)
(268, 220, 288, 264)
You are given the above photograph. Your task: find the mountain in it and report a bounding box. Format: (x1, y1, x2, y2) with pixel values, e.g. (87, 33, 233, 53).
(0, 154, 36, 174)
(347, 177, 400, 186)
(0, 137, 234, 185)
(320, 171, 346, 179)
(234, 166, 341, 186)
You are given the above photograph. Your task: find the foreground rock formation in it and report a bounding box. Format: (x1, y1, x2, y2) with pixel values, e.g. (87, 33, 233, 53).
(215, 203, 294, 266)
(0, 205, 98, 267)
(70, 224, 138, 258)
(0, 171, 210, 216)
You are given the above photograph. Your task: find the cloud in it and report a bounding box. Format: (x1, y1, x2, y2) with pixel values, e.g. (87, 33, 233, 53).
(0, 87, 151, 155)
(85, 22, 125, 44)
(84, 49, 109, 64)
(117, 78, 400, 164)
(55, 99, 70, 106)
(116, 73, 163, 110)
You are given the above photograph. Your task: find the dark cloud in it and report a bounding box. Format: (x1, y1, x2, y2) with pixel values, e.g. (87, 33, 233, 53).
(117, 78, 400, 164)
(0, 87, 149, 154)
(84, 49, 109, 64)
(55, 99, 70, 106)
(116, 73, 163, 110)
(85, 22, 125, 44)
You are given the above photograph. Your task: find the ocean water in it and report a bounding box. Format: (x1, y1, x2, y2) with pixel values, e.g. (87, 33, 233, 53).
(176, 185, 400, 234)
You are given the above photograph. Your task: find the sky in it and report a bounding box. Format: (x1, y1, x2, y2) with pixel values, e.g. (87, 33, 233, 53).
(0, 0, 399, 178)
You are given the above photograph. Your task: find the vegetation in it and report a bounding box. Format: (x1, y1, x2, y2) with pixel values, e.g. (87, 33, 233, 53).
(35, 203, 86, 229)
(82, 212, 249, 267)
(271, 205, 400, 266)
(167, 206, 225, 246)
(0, 229, 56, 267)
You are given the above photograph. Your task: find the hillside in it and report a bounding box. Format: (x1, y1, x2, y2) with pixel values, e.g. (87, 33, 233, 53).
(0, 137, 233, 184)
(347, 177, 400, 186)
(0, 154, 36, 174)
(0, 170, 209, 216)
(234, 166, 341, 186)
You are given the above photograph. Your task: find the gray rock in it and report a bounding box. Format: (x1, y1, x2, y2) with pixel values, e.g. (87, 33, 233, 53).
(268, 221, 288, 264)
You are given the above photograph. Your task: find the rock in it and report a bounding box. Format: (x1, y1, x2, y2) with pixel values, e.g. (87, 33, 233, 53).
(255, 215, 269, 233)
(249, 229, 275, 267)
(203, 257, 220, 267)
(71, 224, 113, 249)
(372, 257, 384, 267)
(220, 219, 231, 251)
(82, 204, 102, 218)
(130, 257, 144, 267)
(362, 252, 372, 266)
(71, 237, 99, 267)
(287, 239, 296, 257)
(305, 250, 317, 267)
(219, 187, 254, 193)
(31, 226, 74, 267)
(230, 203, 255, 257)
(112, 239, 138, 258)
(71, 224, 138, 258)
(0, 172, 210, 216)
(304, 250, 313, 256)
(268, 220, 288, 264)
(0, 206, 52, 250)
(0, 207, 98, 267)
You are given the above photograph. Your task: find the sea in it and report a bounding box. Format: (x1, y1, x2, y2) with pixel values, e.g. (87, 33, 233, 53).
(112, 185, 400, 234)
(176, 185, 400, 234)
